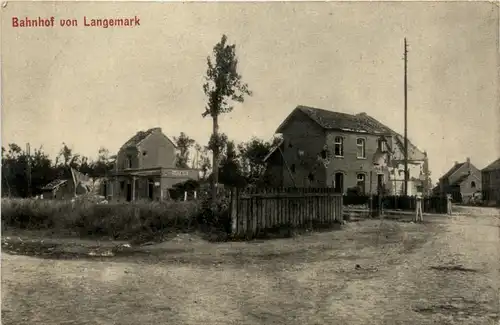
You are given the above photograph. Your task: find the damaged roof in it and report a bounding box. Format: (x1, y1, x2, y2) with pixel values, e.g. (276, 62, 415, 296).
(276, 105, 426, 161)
(41, 179, 68, 190)
(121, 127, 176, 150)
(279, 105, 392, 134)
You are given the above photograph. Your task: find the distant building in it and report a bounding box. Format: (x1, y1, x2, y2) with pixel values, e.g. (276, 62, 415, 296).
(481, 157, 500, 206)
(263, 105, 429, 195)
(107, 127, 199, 202)
(436, 158, 482, 203)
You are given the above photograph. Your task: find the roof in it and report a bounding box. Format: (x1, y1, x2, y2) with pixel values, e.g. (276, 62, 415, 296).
(41, 179, 68, 190)
(439, 163, 465, 181)
(275, 105, 426, 161)
(121, 127, 177, 149)
(263, 136, 284, 162)
(278, 105, 392, 134)
(450, 173, 470, 186)
(357, 113, 426, 161)
(482, 158, 500, 172)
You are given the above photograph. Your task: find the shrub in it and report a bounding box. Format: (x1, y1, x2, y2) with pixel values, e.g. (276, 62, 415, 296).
(1, 198, 201, 240)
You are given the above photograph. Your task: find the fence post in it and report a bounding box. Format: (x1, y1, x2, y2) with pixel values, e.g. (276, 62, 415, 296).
(230, 187, 238, 237)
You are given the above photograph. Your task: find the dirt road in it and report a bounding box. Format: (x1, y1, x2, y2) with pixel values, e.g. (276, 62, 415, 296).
(2, 207, 499, 325)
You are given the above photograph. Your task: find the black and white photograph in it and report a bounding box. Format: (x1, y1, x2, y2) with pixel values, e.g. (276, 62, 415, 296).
(1, 1, 499, 324)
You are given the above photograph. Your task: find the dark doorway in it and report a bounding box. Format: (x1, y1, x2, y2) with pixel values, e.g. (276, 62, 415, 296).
(126, 183, 132, 202)
(334, 173, 344, 193)
(148, 180, 154, 200)
(377, 174, 384, 194)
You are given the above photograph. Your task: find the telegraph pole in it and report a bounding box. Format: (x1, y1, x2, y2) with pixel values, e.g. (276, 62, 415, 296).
(403, 38, 409, 196)
(26, 143, 32, 197)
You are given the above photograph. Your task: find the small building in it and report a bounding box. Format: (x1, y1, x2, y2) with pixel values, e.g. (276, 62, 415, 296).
(436, 158, 482, 203)
(40, 168, 94, 200)
(481, 157, 500, 206)
(40, 179, 74, 200)
(263, 105, 429, 195)
(106, 127, 199, 202)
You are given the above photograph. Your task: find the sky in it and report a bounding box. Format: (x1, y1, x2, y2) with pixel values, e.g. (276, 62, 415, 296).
(2, 1, 499, 180)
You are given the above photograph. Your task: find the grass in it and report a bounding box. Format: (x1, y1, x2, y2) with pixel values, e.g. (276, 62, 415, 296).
(1, 198, 201, 241)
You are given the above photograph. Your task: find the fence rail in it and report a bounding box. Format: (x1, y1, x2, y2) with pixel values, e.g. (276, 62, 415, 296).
(230, 187, 343, 239)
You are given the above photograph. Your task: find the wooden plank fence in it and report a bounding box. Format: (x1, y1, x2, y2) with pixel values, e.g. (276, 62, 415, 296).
(230, 187, 343, 238)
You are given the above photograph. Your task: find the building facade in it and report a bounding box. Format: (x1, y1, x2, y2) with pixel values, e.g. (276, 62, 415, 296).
(436, 158, 482, 203)
(264, 105, 429, 195)
(481, 158, 500, 206)
(106, 127, 199, 202)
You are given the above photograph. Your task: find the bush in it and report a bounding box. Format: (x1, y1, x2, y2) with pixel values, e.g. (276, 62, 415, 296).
(1, 198, 200, 240)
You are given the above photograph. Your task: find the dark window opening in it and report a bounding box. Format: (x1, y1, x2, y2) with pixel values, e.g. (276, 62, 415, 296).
(120, 181, 125, 190)
(288, 141, 293, 148)
(308, 172, 315, 182)
(471, 181, 476, 188)
(291, 164, 296, 173)
(320, 149, 328, 159)
(143, 151, 147, 156)
(334, 137, 344, 156)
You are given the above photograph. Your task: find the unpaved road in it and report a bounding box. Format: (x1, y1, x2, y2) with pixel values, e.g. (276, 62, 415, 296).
(2, 207, 499, 325)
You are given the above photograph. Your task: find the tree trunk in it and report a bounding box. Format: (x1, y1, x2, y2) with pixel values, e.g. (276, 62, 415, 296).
(211, 115, 219, 201)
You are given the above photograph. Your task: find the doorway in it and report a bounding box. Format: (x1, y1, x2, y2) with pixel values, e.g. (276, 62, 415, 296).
(377, 174, 384, 194)
(148, 180, 154, 200)
(334, 172, 344, 193)
(126, 183, 132, 202)
(356, 174, 366, 194)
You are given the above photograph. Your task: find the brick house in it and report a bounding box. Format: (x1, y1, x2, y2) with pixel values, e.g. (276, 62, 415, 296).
(107, 127, 199, 201)
(263, 105, 429, 195)
(436, 158, 481, 203)
(481, 158, 500, 206)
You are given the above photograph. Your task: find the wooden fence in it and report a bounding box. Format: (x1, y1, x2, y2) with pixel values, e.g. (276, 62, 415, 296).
(343, 194, 449, 214)
(230, 187, 343, 238)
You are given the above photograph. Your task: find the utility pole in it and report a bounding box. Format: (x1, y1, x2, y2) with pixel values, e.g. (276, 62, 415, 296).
(404, 38, 409, 196)
(26, 143, 32, 197)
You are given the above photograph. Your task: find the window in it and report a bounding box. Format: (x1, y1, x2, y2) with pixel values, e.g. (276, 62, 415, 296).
(291, 164, 296, 173)
(126, 155, 133, 168)
(378, 139, 387, 152)
(356, 138, 366, 159)
(471, 181, 476, 188)
(142, 151, 147, 156)
(334, 136, 344, 157)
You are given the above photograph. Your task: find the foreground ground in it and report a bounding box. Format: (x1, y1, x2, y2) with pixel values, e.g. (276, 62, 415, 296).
(2, 206, 499, 325)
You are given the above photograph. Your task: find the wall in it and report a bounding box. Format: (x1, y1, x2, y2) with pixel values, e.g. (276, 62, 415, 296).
(325, 131, 390, 194)
(116, 147, 139, 170)
(459, 173, 481, 202)
(482, 169, 500, 205)
(116, 130, 177, 171)
(161, 169, 200, 192)
(138, 132, 177, 169)
(278, 111, 327, 187)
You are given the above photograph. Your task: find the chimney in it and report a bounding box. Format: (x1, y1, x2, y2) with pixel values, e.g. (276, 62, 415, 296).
(454, 161, 459, 166)
(466, 157, 470, 164)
